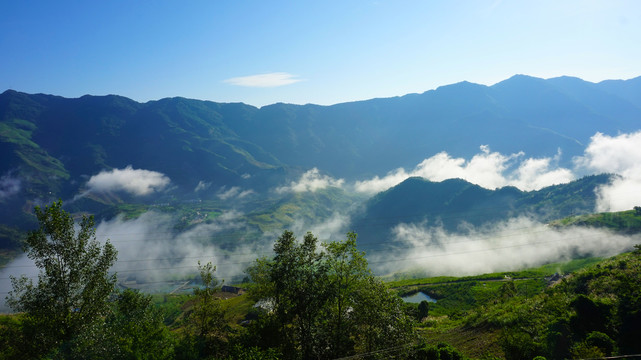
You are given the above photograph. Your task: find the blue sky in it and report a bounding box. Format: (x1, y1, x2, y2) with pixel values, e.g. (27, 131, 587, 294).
(1, 1, 640, 107)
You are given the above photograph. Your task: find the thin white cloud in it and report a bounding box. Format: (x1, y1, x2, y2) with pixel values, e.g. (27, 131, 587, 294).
(276, 168, 345, 193)
(86, 166, 170, 196)
(594, 177, 641, 213)
(0, 171, 21, 200)
(217, 186, 255, 200)
(354, 146, 574, 194)
(194, 180, 211, 192)
(223, 72, 304, 88)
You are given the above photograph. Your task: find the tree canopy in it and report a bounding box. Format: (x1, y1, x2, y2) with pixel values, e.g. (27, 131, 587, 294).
(6, 200, 117, 357)
(246, 230, 415, 359)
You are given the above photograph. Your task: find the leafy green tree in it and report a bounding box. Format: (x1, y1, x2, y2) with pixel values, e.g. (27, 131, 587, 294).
(224, 344, 281, 360)
(193, 262, 224, 336)
(256, 231, 329, 359)
(191, 261, 227, 358)
(6, 200, 117, 357)
(501, 330, 543, 360)
(0, 313, 30, 359)
(411, 342, 465, 360)
(350, 276, 415, 354)
(111, 289, 175, 359)
(246, 230, 415, 359)
(321, 231, 369, 357)
(569, 294, 612, 336)
(500, 281, 517, 300)
(69, 289, 175, 359)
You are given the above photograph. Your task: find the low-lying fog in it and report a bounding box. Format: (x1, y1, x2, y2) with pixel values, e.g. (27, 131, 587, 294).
(2, 130, 641, 312)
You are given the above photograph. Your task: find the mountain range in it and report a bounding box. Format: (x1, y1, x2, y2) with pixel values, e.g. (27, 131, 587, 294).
(1, 74, 640, 251)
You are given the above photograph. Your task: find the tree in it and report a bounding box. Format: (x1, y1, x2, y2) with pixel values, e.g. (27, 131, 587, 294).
(246, 231, 415, 359)
(69, 289, 175, 360)
(249, 231, 329, 359)
(189, 261, 227, 358)
(500, 280, 517, 300)
(350, 276, 415, 354)
(321, 231, 370, 358)
(6, 200, 117, 356)
(108, 289, 175, 359)
(418, 300, 430, 320)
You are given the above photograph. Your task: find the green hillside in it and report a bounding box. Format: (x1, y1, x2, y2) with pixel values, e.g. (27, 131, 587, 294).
(551, 208, 641, 234)
(413, 249, 641, 359)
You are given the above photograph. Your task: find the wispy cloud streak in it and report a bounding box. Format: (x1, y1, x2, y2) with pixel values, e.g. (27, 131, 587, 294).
(224, 72, 303, 87)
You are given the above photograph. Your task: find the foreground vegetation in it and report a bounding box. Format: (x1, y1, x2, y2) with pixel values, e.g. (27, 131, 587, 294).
(2, 201, 641, 359)
(1, 201, 414, 359)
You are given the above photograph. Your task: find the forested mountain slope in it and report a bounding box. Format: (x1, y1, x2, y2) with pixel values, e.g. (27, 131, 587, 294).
(1, 75, 640, 250)
(351, 174, 613, 246)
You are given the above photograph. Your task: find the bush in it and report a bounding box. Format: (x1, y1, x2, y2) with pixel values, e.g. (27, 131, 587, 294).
(411, 342, 465, 360)
(585, 331, 616, 356)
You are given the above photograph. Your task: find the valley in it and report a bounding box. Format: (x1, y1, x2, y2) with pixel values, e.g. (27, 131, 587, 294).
(1, 75, 641, 359)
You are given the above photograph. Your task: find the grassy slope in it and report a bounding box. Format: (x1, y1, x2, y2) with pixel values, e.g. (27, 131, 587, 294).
(550, 209, 641, 234)
(407, 250, 641, 359)
(4, 249, 639, 359)
(390, 208, 641, 359)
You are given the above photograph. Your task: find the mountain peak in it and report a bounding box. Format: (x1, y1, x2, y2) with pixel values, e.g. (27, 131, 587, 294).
(491, 74, 546, 88)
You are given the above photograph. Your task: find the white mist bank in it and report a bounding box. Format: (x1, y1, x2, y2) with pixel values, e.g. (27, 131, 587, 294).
(3, 212, 640, 312)
(0, 254, 37, 312)
(369, 217, 641, 276)
(281, 130, 641, 214)
(94, 211, 261, 284)
(0, 206, 353, 313)
(0, 210, 259, 313)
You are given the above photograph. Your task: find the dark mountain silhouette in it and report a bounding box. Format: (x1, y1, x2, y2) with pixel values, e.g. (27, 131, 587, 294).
(350, 174, 613, 248)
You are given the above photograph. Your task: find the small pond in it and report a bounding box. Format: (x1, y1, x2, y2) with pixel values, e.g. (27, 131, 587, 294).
(401, 291, 437, 303)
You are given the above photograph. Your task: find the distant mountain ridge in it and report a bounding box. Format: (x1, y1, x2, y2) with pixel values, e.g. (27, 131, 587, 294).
(3, 75, 640, 186)
(240, 75, 641, 177)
